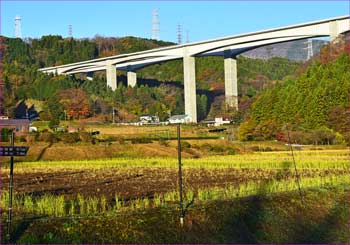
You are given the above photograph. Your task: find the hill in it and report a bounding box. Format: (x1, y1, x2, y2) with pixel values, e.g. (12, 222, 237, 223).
(1, 35, 300, 123)
(238, 34, 350, 143)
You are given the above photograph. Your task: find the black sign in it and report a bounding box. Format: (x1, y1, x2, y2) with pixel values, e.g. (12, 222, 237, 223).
(0, 146, 29, 157)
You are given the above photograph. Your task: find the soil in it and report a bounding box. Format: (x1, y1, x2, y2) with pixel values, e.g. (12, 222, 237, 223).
(1, 167, 347, 203)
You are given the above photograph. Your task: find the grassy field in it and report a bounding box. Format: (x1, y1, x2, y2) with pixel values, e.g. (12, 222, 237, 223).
(1, 148, 349, 243)
(6, 148, 350, 169)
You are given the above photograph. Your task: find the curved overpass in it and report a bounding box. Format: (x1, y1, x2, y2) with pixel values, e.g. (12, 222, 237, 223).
(39, 15, 350, 122)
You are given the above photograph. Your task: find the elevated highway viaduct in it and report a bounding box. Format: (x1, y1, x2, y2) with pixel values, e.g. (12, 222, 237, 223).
(39, 16, 350, 123)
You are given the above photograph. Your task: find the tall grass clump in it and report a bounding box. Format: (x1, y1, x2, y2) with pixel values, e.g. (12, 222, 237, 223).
(100, 196, 107, 212)
(86, 197, 99, 214)
(77, 194, 85, 214)
(114, 194, 123, 211)
(1, 192, 9, 210)
(23, 195, 34, 213)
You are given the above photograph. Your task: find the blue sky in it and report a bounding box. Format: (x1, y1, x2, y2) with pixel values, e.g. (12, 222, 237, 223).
(1, 1, 349, 42)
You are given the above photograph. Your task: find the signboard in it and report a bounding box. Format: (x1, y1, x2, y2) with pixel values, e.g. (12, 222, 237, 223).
(0, 146, 29, 157)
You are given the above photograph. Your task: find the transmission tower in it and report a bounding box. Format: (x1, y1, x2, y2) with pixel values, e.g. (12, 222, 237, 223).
(152, 8, 159, 40)
(68, 24, 72, 38)
(177, 24, 182, 44)
(15, 15, 22, 38)
(186, 29, 189, 43)
(305, 39, 313, 60)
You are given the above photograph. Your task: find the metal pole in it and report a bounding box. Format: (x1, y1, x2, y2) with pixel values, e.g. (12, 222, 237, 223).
(177, 124, 184, 226)
(7, 130, 15, 241)
(287, 128, 304, 204)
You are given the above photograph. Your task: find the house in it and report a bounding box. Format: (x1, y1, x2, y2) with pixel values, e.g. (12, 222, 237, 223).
(201, 119, 216, 126)
(139, 115, 160, 124)
(202, 117, 231, 127)
(214, 117, 231, 126)
(168, 115, 192, 124)
(0, 119, 30, 134)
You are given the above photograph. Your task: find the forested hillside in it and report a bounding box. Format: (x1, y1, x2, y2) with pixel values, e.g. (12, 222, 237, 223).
(238, 37, 350, 143)
(1, 35, 300, 125)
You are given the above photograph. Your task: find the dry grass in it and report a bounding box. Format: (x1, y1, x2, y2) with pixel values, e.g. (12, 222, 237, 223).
(84, 124, 210, 138)
(12, 142, 195, 162)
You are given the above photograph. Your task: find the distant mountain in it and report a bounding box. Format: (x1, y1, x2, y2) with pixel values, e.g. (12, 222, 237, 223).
(242, 39, 328, 61)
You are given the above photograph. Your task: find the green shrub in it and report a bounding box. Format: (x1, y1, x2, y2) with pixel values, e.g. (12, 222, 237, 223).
(61, 133, 80, 144)
(0, 128, 10, 142)
(131, 137, 152, 144)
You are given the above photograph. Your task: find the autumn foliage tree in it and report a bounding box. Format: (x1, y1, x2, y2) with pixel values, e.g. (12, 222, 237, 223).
(58, 88, 90, 119)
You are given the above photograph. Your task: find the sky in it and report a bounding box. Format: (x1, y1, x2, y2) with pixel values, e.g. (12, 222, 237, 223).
(1, 1, 349, 43)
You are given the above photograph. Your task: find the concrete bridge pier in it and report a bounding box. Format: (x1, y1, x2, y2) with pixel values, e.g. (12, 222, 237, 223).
(106, 63, 117, 91)
(127, 71, 137, 87)
(329, 20, 342, 42)
(183, 48, 197, 123)
(224, 50, 238, 110)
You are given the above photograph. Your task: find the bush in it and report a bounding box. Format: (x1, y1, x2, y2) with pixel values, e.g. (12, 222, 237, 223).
(79, 132, 93, 143)
(26, 133, 38, 143)
(39, 132, 58, 143)
(181, 141, 191, 149)
(18, 135, 27, 142)
(250, 146, 273, 152)
(199, 143, 236, 155)
(117, 137, 125, 145)
(237, 120, 256, 141)
(159, 139, 170, 147)
(131, 137, 152, 144)
(200, 143, 212, 152)
(61, 133, 80, 144)
(1, 128, 11, 142)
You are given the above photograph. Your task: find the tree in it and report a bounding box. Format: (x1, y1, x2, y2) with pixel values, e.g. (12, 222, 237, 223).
(197, 94, 208, 121)
(58, 88, 90, 119)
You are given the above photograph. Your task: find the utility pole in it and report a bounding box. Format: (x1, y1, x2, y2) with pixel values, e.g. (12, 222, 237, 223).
(7, 131, 15, 242)
(112, 107, 115, 124)
(177, 124, 184, 226)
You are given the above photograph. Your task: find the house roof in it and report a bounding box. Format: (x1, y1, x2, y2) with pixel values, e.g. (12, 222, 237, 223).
(0, 119, 30, 126)
(168, 115, 189, 120)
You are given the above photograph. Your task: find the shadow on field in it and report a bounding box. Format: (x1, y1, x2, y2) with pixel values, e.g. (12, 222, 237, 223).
(221, 161, 296, 243)
(8, 216, 43, 244)
(295, 194, 350, 244)
(219, 159, 350, 244)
